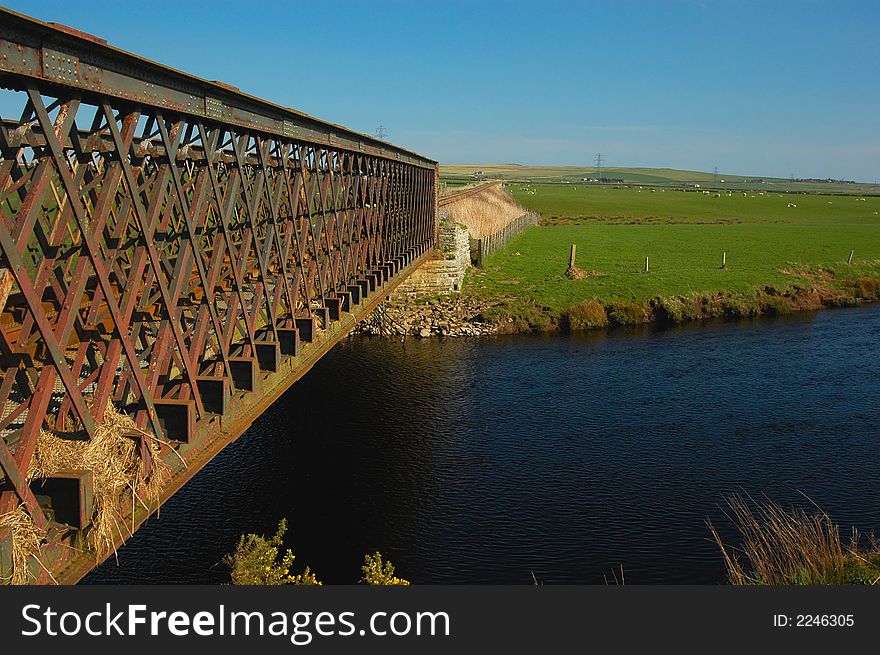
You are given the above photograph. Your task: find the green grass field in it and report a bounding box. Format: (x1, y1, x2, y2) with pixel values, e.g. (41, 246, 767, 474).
(509, 184, 880, 226)
(464, 183, 880, 313)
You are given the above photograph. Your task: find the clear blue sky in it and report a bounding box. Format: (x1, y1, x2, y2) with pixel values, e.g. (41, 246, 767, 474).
(4, 0, 878, 180)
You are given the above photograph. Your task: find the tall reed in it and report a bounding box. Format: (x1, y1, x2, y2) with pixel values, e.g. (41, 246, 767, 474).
(709, 494, 880, 585)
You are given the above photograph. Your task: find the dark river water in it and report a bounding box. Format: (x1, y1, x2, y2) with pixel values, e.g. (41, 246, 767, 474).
(85, 304, 880, 585)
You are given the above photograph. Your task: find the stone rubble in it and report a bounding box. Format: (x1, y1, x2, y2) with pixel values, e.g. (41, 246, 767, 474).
(356, 296, 501, 338)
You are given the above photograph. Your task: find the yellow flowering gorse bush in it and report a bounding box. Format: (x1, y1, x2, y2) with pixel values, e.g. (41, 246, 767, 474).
(360, 551, 410, 585)
(225, 519, 321, 586)
(226, 520, 407, 586)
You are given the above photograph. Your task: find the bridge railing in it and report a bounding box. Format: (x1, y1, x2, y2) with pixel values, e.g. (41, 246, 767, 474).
(0, 7, 437, 582)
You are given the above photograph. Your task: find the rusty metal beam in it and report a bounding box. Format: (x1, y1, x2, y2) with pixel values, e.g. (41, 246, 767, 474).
(0, 8, 435, 169)
(52, 247, 433, 585)
(0, 8, 438, 584)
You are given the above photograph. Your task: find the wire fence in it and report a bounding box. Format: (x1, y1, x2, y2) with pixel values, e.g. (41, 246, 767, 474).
(469, 212, 540, 267)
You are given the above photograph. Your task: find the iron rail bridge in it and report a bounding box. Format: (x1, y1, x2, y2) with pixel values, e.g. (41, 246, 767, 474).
(0, 8, 438, 584)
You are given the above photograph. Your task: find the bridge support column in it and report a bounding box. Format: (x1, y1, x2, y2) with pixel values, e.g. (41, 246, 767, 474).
(30, 470, 94, 530)
(324, 297, 341, 321)
(228, 357, 258, 392)
(255, 342, 281, 372)
(196, 376, 230, 415)
(124, 430, 154, 479)
(276, 328, 300, 356)
(335, 291, 353, 313)
(154, 399, 196, 443)
(313, 306, 329, 330)
(295, 317, 316, 342)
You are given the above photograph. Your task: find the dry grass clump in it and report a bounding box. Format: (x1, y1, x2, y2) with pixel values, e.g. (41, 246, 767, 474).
(709, 495, 880, 585)
(608, 301, 650, 326)
(565, 266, 605, 280)
(853, 276, 879, 299)
(26, 403, 169, 562)
(567, 300, 608, 330)
(0, 505, 48, 585)
(447, 186, 526, 238)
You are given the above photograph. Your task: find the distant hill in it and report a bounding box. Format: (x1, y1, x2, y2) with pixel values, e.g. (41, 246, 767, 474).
(442, 164, 765, 184)
(439, 164, 876, 194)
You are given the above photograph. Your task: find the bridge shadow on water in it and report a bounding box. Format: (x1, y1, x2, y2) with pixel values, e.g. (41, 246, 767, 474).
(85, 304, 880, 584)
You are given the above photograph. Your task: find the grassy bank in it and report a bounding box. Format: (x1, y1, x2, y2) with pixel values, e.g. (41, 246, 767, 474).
(460, 183, 880, 332)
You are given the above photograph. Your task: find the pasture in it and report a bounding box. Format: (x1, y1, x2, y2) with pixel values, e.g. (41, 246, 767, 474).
(465, 184, 880, 311)
(509, 184, 880, 226)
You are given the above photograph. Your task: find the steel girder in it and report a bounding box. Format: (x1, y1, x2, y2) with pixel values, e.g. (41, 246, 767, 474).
(0, 8, 437, 583)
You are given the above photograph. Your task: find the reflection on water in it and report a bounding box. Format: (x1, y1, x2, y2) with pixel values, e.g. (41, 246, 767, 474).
(85, 305, 880, 584)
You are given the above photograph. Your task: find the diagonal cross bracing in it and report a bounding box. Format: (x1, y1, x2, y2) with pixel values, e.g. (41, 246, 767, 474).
(0, 7, 437, 583)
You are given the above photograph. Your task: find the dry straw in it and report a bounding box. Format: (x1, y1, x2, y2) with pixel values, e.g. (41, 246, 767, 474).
(0, 504, 48, 585)
(446, 186, 526, 238)
(1, 403, 169, 584)
(565, 266, 605, 280)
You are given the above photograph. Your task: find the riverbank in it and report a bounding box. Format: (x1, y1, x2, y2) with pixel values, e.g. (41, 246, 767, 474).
(357, 295, 501, 337)
(360, 180, 880, 338)
(360, 270, 879, 338)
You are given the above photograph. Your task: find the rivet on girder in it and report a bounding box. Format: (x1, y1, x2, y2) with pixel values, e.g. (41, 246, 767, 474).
(204, 96, 224, 121)
(41, 46, 79, 83)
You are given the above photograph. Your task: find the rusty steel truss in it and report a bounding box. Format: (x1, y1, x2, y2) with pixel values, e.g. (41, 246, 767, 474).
(0, 8, 437, 583)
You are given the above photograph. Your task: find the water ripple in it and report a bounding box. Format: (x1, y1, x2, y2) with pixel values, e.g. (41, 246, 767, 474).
(86, 305, 880, 584)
